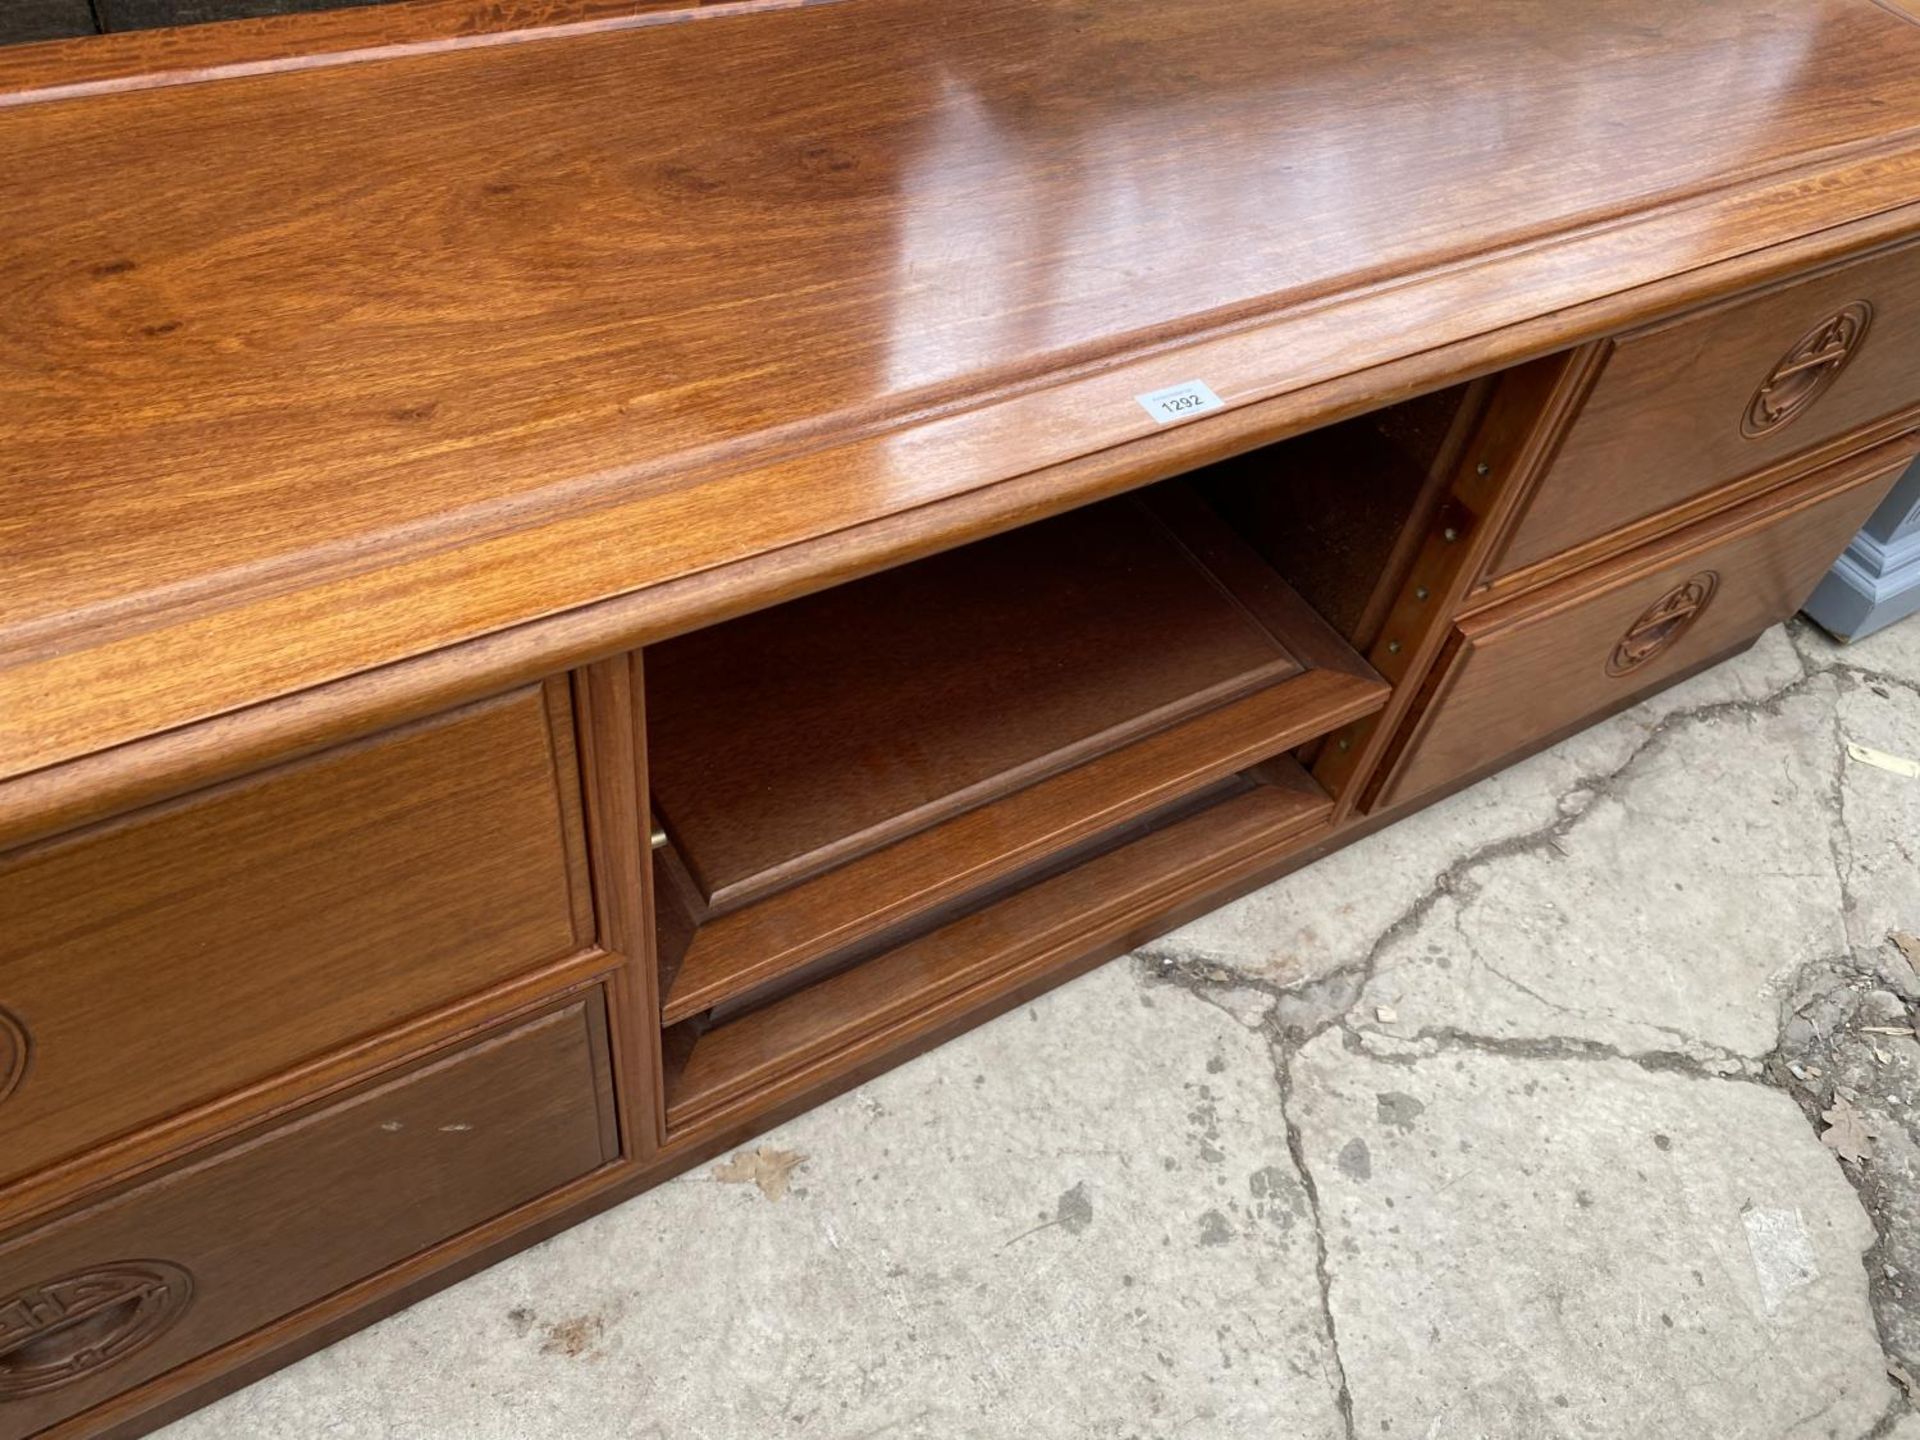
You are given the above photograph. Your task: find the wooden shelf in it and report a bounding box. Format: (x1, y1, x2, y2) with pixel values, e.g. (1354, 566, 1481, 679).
(647, 494, 1320, 915)
(658, 667, 1382, 1025)
(645, 487, 1386, 1030)
(662, 759, 1333, 1137)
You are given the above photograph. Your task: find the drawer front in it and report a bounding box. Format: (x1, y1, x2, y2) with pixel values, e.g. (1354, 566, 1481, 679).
(0, 995, 615, 1439)
(1493, 238, 1920, 581)
(0, 679, 592, 1193)
(1381, 451, 1910, 808)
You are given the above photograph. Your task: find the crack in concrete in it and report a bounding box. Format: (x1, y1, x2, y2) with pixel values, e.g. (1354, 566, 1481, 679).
(1778, 631, 1920, 1432)
(1141, 955, 1360, 1436)
(1264, 1023, 1358, 1440)
(1862, 1389, 1912, 1440)
(1137, 627, 1920, 1433)
(1345, 1021, 1759, 1082)
(1764, 948, 1920, 1436)
(1141, 952, 1294, 1009)
(1830, 697, 1864, 950)
(1448, 906, 1745, 1063)
(1152, 643, 1836, 1054)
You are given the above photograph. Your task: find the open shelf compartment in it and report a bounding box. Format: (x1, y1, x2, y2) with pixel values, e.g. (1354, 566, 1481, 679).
(627, 377, 1496, 1139)
(646, 484, 1385, 1029)
(660, 755, 1334, 1136)
(634, 380, 1496, 1139)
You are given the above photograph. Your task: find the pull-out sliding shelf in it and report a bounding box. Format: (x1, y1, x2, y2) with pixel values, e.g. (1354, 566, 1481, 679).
(662, 760, 1333, 1135)
(645, 488, 1388, 1135)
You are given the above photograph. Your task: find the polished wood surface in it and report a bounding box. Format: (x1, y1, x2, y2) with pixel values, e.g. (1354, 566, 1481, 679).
(0, 0, 746, 107)
(664, 762, 1331, 1136)
(1380, 443, 1914, 806)
(571, 654, 667, 1163)
(0, 996, 615, 1440)
(1204, 385, 1481, 647)
(660, 668, 1384, 1026)
(9, 3, 1920, 1432)
(8, 0, 1920, 782)
(1493, 237, 1920, 578)
(648, 498, 1306, 910)
(1310, 350, 1605, 812)
(0, 680, 590, 1202)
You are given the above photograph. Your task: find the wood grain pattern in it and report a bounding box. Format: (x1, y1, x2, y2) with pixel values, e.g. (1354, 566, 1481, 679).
(0, 680, 590, 1197)
(570, 654, 665, 1159)
(663, 763, 1331, 1135)
(647, 498, 1304, 911)
(661, 667, 1384, 1025)
(1311, 350, 1607, 814)
(0, 0, 726, 103)
(1492, 237, 1920, 577)
(8, 4, 1920, 1427)
(8, 0, 1920, 780)
(1471, 402, 1920, 606)
(1379, 441, 1915, 806)
(0, 996, 614, 1440)
(1202, 385, 1481, 647)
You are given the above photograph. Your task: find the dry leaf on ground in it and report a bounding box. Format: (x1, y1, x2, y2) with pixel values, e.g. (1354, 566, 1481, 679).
(1893, 931, 1920, 967)
(1820, 1097, 1876, 1165)
(540, 1313, 606, 1358)
(712, 1145, 805, 1200)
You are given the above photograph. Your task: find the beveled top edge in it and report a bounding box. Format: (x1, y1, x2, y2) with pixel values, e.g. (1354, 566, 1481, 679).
(6, 0, 1920, 791)
(0, 0, 803, 109)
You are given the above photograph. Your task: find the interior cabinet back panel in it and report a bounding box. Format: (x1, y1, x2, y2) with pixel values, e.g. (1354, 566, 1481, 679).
(0, 997, 614, 1440)
(0, 680, 591, 1193)
(646, 500, 1305, 913)
(1492, 239, 1920, 579)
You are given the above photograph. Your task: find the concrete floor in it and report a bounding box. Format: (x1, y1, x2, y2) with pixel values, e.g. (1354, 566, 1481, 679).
(159, 616, 1920, 1440)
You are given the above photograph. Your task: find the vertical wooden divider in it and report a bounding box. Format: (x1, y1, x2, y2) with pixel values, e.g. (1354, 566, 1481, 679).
(1312, 343, 1610, 818)
(571, 653, 665, 1163)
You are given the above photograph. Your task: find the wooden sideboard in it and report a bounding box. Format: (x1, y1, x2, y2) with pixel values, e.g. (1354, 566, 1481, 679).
(5, 1, 1920, 1433)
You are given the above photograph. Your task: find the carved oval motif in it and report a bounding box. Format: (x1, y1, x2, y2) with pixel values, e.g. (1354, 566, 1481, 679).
(0, 1262, 194, 1401)
(1607, 572, 1720, 678)
(0, 1007, 24, 1107)
(1742, 301, 1873, 439)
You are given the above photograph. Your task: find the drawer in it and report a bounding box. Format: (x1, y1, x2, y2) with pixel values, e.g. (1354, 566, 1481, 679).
(0, 994, 616, 1440)
(1492, 238, 1920, 582)
(1379, 445, 1912, 808)
(0, 679, 593, 1196)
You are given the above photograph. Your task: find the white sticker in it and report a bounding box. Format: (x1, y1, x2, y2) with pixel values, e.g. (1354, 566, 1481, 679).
(1135, 380, 1224, 425)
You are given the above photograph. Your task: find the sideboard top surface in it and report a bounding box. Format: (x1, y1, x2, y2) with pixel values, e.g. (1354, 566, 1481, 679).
(5, 0, 1920, 785)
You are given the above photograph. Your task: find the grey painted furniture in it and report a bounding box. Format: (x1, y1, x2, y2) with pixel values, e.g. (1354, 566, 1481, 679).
(1805, 455, 1920, 641)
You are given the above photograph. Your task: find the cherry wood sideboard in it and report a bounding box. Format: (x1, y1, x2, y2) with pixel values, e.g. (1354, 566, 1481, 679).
(5, 1, 1920, 1433)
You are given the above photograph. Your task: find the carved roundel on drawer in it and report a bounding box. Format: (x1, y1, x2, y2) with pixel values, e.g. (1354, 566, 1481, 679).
(1607, 571, 1720, 678)
(0, 1262, 195, 1400)
(1741, 302, 1873, 439)
(0, 1006, 24, 1106)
